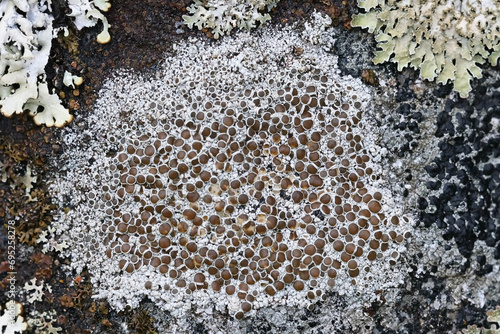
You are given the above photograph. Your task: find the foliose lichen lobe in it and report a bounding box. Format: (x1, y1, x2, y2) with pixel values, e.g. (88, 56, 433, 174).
(182, 0, 280, 38)
(50, 14, 412, 318)
(0, 0, 110, 126)
(352, 0, 500, 98)
(0, 0, 71, 127)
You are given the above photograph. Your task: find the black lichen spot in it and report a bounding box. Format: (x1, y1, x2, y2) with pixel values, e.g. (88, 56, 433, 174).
(419, 87, 500, 266)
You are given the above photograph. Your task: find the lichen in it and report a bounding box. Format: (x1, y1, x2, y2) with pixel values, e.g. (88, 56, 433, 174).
(459, 306, 500, 334)
(0, 162, 37, 200)
(62, 71, 84, 89)
(183, 0, 280, 38)
(0, 301, 28, 334)
(26, 310, 62, 334)
(0, 0, 110, 126)
(37, 226, 69, 253)
(352, 0, 500, 98)
(24, 278, 52, 303)
(0, 0, 72, 127)
(50, 15, 413, 319)
(67, 0, 112, 44)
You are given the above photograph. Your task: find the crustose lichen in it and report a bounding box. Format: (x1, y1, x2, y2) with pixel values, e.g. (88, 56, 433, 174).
(50, 18, 412, 318)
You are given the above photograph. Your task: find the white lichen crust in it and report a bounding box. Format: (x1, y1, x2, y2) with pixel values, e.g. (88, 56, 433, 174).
(183, 0, 279, 38)
(51, 15, 413, 318)
(352, 0, 500, 98)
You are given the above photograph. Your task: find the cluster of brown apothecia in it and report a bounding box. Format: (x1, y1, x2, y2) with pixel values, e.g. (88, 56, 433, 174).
(99, 73, 409, 318)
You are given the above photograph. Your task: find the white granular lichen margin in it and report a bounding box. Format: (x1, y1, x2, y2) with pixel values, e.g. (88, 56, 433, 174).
(352, 0, 500, 98)
(50, 14, 413, 318)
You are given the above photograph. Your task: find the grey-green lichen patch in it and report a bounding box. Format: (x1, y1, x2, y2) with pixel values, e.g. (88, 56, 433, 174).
(183, 0, 280, 38)
(352, 0, 500, 98)
(145, 294, 368, 333)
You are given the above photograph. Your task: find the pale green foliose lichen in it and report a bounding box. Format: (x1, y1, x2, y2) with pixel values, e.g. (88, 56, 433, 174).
(352, 0, 500, 98)
(183, 0, 280, 38)
(62, 71, 83, 88)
